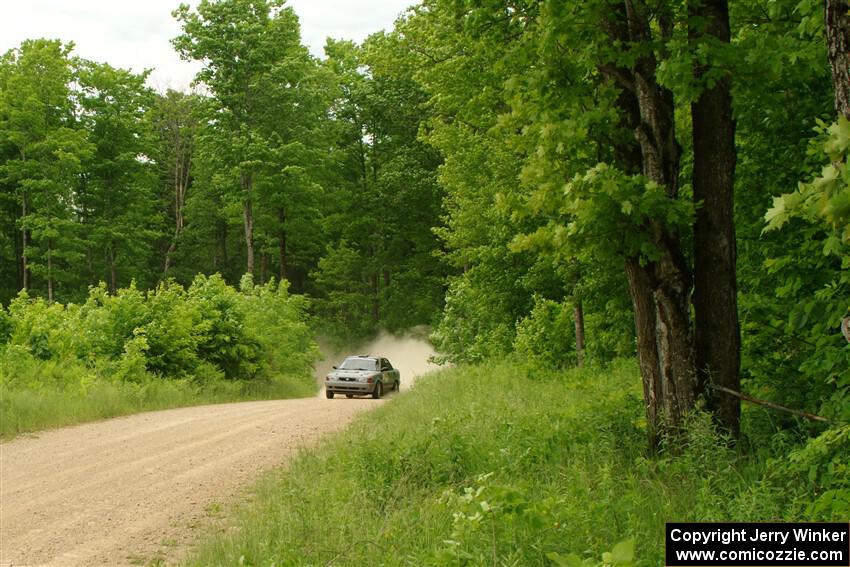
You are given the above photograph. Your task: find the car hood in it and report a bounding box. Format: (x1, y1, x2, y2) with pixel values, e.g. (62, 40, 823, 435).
(328, 370, 378, 379)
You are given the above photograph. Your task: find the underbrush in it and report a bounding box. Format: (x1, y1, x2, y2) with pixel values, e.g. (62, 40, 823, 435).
(186, 360, 845, 566)
(0, 274, 318, 438)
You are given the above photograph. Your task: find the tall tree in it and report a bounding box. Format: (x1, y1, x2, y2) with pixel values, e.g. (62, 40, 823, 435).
(402, 0, 750, 445)
(173, 0, 312, 278)
(149, 90, 200, 277)
(76, 61, 158, 293)
(611, 1, 697, 439)
(0, 39, 92, 301)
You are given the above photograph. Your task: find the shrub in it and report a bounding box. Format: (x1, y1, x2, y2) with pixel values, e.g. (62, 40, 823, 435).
(0, 273, 319, 437)
(514, 295, 576, 368)
(188, 274, 259, 380)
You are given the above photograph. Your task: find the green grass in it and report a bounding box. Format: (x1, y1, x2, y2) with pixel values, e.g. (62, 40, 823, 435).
(184, 359, 821, 567)
(0, 356, 317, 439)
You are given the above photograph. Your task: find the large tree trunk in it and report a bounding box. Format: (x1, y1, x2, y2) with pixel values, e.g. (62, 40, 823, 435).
(597, 1, 698, 443)
(825, 0, 850, 119)
(600, 8, 664, 449)
(690, 0, 741, 437)
(626, 0, 697, 435)
(241, 172, 255, 276)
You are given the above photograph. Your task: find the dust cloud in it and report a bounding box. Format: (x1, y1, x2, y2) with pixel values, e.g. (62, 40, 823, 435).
(314, 326, 441, 392)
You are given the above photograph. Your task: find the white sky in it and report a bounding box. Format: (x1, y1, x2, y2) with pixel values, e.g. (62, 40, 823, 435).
(0, 0, 414, 91)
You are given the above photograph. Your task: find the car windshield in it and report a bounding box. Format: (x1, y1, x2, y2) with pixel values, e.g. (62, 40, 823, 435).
(339, 358, 377, 371)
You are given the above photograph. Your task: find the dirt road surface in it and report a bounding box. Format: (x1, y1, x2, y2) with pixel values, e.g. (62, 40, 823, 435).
(0, 397, 382, 566)
(0, 331, 439, 566)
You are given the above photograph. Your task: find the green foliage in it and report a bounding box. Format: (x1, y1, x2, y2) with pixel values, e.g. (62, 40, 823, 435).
(430, 262, 525, 364)
(188, 274, 260, 380)
(514, 296, 576, 368)
(722, 0, 844, 435)
(0, 5, 445, 350)
(310, 241, 375, 340)
(0, 39, 94, 299)
(75, 60, 159, 292)
(0, 275, 318, 437)
(770, 424, 850, 519)
(397, 1, 652, 367)
(756, 117, 850, 422)
(765, 117, 850, 243)
(172, 0, 340, 290)
(310, 34, 446, 341)
(0, 305, 11, 344)
(241, 276, 318, 382)
(548, 539, 635, 567)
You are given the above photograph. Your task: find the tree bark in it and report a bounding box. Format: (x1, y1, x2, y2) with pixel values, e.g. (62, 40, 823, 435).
(241, 172, 255, 276)
(371, 272, 380, 322)
(574, 299, 585, 368)
(652, 237, 696, 429)
(47, 238, 53, 303)
(690, 0, 741, 437)
(164, 135, 190, 276)
(626, 258, 662, 449)
(108, 244, 117, 295)
(214, 218, 228, 273)
(21, 194, 29, 291)
(825, 0, 850, 119)
(278, 207, 287, 281)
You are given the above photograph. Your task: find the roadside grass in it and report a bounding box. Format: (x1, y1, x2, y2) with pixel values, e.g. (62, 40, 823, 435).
(0, 357, 316, 439)
(185, 360, 820, 567)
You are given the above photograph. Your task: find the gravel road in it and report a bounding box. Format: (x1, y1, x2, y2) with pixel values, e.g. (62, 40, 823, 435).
(0, 395, 382, 566)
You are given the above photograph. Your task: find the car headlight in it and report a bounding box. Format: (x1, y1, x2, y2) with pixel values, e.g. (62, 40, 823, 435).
(358, 376, 368, 383)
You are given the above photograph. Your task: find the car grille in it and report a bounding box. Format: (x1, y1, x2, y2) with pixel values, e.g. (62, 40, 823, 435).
(340, 377, 355, 382)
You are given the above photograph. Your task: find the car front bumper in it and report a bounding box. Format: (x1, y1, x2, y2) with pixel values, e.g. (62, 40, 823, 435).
(325, 379, 377, 395)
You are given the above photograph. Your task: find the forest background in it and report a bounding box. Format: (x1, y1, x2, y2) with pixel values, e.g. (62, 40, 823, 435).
(0, 0, 849, 526)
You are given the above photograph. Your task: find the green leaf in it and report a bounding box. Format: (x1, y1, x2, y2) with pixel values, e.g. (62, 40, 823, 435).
(610, 539, 635, 565)
(764, 195, 791, 232)
(824, 235, 842, 256)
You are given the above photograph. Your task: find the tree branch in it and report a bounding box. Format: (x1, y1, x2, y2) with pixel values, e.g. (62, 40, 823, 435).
(712, 384, 836, 423)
